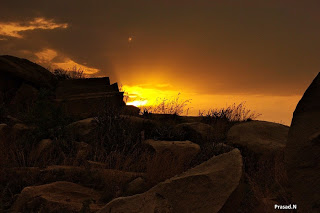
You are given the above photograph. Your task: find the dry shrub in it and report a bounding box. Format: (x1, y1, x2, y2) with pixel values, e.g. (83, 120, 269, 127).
(200, 102, 261, 123)
(141, 93, 191, 115)
(52, 66, 86, 80)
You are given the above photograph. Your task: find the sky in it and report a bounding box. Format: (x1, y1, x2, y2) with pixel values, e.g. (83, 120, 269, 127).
(1, 0, 319, 125)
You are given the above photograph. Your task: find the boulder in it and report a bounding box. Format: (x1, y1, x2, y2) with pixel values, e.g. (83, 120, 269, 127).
(121, 115, 157, 131)
(29, 139, 53, 163)
(144, 139, 200, 165)
(124, 177, 148, 196)
(98, 149, 243, 213)
(174, 122, 218, 144)
(285, 72, 320, 212)
(227, 120, 289, 155)
(0, 55, 56, 89)
(74, 141, 92, 164)
(66, 118, 98, 142)
(11, 181, 104, 212)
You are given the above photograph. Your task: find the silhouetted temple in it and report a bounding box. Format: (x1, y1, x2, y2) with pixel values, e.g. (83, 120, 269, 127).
(0, 55, 125, 118)
(55, 77, 125, 118)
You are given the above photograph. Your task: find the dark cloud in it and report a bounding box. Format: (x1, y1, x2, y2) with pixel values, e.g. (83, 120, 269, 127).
(0, 0, 319, 94)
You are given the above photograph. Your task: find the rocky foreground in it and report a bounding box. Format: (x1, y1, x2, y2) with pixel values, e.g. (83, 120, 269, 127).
(1, 56, 319, 212)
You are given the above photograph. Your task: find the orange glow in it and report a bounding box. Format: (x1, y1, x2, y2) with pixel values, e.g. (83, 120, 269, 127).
(127, 100, 148, 107)
(122, 85, 185, 107)
(123, 84, 300, 125)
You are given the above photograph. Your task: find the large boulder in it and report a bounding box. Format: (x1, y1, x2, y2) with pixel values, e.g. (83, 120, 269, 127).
(227, 120, 289, 155)
(0, 55, 56, 90)
(174, 122, 217, 144)
(66, 118, 98, 142)
(98, 149, 243, 213)
(143, 139, 200, 166)
(285, 73, 320, 212)
(124, 177, 148, 196)
(11, 181, 104, 212)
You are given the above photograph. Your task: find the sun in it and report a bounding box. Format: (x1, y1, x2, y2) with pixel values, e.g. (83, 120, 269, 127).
(126, 100, 148, 107)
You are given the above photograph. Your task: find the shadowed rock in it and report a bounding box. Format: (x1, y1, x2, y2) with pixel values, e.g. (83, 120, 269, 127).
(0, 55, 56, 91)
(98, 149, 243, 213)
(285, 72, 320, 212)
(227, 120, 289, 155)
(144, 139, 200, 166)
(0, 55, 56, 113)
(11, 181, 104, 212)
(66, 118, 98, 142)
(174, 122, 217, 144)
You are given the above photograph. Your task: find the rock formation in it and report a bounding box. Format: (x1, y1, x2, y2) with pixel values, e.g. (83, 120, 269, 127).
(285, 72, 320, 212)
(11, 181, 104, 212)
(144, 139, 200, 166)
(98, 149, 243, 213)
(227, 120, 289, 155)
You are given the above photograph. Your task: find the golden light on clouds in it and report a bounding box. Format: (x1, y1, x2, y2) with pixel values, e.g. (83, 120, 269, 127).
(0, 17, 68, 38)
(35, 48, 100, 75)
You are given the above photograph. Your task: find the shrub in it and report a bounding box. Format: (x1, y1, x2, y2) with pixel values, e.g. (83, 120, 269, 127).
(140, 93, 191, 116)
(92, 103, 142, 162)
(199, 102, 261, 124)
(52, 66, 85, 80)
(21, 88, 74, 139)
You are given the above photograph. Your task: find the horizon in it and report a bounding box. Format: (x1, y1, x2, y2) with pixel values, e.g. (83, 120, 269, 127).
(1, 0, 319, 125)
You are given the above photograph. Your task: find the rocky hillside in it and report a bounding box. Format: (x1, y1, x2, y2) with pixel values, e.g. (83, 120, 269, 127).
(0, 56, 319, 212)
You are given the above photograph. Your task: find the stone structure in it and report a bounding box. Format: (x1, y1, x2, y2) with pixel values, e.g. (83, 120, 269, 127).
(55, 77, 125, 118)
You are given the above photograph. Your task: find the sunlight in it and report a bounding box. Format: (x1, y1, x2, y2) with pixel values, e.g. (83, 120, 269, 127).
(122, 84, 181, 107)
(126, 100, 148, 107)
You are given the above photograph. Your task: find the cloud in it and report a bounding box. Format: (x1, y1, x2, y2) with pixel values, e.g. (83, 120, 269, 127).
(0, 17, 68, 38)
(35, 48, 100, 75)
(0, 1, 319, 95)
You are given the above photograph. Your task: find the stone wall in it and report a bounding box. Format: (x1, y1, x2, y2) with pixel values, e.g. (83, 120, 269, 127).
(54, 78, 124, 118)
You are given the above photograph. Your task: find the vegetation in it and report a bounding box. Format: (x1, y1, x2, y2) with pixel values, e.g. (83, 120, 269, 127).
(199, 102, 261, 124)
(51, 66, 86, 80)
(3, 86, 290, 212)
(140, 93, 191, 116)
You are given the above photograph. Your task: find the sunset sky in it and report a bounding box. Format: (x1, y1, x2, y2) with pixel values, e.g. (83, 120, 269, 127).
(1, 0, 319, 125)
